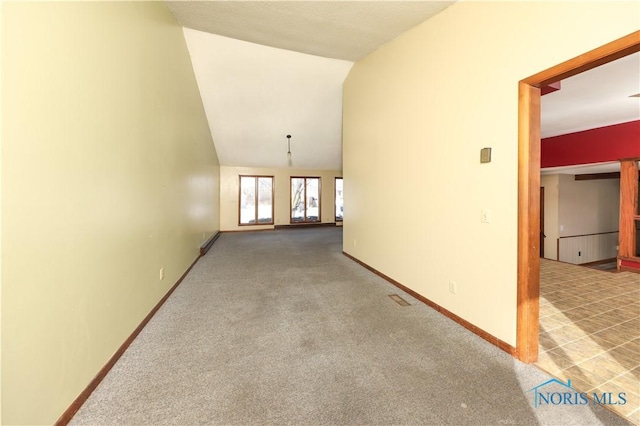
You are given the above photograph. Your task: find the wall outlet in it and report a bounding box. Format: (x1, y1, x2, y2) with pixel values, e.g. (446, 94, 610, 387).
(449, 281, 458, 294)
(353, 239, 357, 248)
(159, 268, 164, 280)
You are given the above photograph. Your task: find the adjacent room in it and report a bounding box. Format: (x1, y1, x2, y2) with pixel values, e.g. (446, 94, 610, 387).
(2, 1, 639, 425)
(535, 53, 640, 423)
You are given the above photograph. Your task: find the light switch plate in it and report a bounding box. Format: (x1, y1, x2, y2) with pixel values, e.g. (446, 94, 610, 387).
(481, 209, 492, 223)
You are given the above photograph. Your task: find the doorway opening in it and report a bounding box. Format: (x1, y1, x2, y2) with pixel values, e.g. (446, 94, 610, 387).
(516, 31, 640, 364)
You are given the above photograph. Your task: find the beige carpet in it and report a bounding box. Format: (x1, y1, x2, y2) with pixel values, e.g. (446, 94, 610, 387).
(70, 228, 631, 425)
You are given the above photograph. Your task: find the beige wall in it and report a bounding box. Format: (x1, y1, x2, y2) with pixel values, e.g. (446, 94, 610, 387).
(558, 175, 620, 237)
(1, 3, 220, 424)
(343, 1, 639, 346)
(542, 174, 621, 262)
(220, 166, 342, 231)
(541, 175, 560, 260)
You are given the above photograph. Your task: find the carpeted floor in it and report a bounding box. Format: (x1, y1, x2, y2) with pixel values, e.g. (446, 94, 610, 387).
(70, 228, 630, 425)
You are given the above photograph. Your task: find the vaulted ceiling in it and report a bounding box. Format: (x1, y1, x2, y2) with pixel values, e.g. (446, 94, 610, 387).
(167, 1, 456, 170)
(182, 29, 352, 170)
(166, 1, 639, 172)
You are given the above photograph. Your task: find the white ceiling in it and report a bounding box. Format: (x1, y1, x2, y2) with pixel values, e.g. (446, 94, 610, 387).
(541, 52, 640, 139)
(167, 1, 456, 62)
(168, 0, 456, 170)
(166, 1, 639, 172)
(183, 28, 352, 170)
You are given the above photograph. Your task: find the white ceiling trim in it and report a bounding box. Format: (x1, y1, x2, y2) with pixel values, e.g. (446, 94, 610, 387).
(541, 161, 620, 175)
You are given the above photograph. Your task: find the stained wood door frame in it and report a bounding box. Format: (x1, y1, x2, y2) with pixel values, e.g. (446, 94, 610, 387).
(540, 187, 545, 258)
(516, 31, 640, 363)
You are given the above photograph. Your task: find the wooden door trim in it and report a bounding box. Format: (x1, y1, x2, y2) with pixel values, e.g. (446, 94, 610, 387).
(540, 187, 545, 258)
(522, 33, 640, 87)
(516, 31, 640, 363)
(617, 160, 639, 260)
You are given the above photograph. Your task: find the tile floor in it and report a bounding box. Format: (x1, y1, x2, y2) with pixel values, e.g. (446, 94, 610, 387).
(537, 259, 640, 424)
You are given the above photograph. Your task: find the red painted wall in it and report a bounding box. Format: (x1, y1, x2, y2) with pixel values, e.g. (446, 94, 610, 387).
(541, 120, 640, 168)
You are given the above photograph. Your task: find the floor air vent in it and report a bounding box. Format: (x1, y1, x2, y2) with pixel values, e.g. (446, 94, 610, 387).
(389, 294, 410, 306)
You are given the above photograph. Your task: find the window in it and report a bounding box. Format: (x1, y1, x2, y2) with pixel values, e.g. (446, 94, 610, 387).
(335, 177, 343, 221)
(291, 177, 320, 223)
(239, 176, 274, 225)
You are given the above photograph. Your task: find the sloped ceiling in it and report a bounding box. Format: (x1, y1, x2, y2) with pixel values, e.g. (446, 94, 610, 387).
(183, 29, 352, 170)
(167, 1, 638, 172)
(168, 1, 456, 170)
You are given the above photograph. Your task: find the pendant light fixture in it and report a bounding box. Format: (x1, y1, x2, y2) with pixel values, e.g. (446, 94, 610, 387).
(286, 134, 292, 159)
